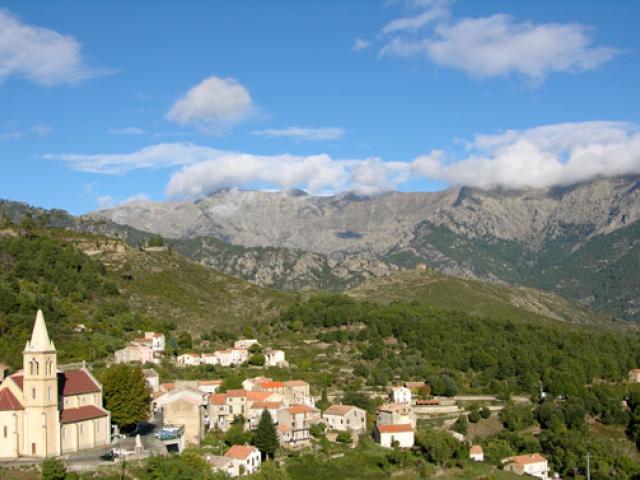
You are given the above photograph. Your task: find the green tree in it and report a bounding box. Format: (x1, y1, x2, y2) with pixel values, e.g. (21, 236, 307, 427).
(177, 331, 192, 350)
(41, 459, 67, 480)
(99, 364, 151, 429)
(336, 431, 352, 444)
(249, 343, 263, 354)
(224, 423, 252, 446)
(249, 353, 266, 366)
(147, 235, 164, 247)
(480, 406, 492, 419)
(453, 415, 468, 435)
(253, 410, 279, 459)
(254, 460, 290, 480)
(316, 386, 330, 412)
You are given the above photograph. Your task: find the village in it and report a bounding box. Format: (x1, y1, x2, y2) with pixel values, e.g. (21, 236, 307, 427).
(2, 311, 623, 479)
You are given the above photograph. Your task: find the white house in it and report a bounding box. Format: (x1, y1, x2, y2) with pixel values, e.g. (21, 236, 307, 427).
(502, 453, 549, 480)
(322, 404, 366, 433)
(265, 349, 287, 367)
(389, 386, 412, 405)
(374, 424, 414, 448)
(207, 455, 237, 477)
(224, 445, 261, 476)
(144, 332, 165, 352)
(629, 369, 640, 383)
(376, 403, 416, 428)
(177, 353, 201, 367)
(470, 445, 484, 461)
(234, 339, 259, 350)
(114, 343, 155, 365)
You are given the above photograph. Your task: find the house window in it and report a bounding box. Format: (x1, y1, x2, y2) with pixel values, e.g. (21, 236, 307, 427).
(32, 388, 36, 400)
(48, 387, 52, 401)
(3, 426, 7, 438)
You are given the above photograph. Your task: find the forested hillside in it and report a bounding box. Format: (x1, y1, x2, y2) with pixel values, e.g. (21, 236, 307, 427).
(277, 295, 640, 396)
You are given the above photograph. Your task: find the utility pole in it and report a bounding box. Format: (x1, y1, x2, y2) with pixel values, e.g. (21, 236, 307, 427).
(586, 452, 591, 480)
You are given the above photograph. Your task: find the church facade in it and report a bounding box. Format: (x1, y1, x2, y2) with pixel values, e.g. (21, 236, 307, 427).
(0, 311, 111, 459)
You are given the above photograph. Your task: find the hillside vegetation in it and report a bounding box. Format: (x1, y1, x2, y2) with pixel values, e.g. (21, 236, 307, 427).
(348, 270, 611, 327)
(0, 220, 289, 368)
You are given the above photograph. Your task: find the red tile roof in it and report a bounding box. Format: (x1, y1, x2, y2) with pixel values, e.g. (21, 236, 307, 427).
(504, 453, 547, 466)
(377, 424, 413, 433)
(259, 381, 284, 389)
(470, 445, 483, 455)
(0, 388, 23, 411)
(226, 389, 247, 397)
(210, 394, 227, 405)
(225, 445, 258, 460)
(59, 370, 101, 396)
(324, 404, 356, 416)
(284, 380, 308, 387)
(60, 405, 108, 424)
(250, 401, 282, 410)
(9, 374, 23, 391)
(287, 404, 315, 414)
(247, 391, 272, 401)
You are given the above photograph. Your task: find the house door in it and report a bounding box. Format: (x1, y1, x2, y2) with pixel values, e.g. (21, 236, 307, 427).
(32, 443, 36, 455)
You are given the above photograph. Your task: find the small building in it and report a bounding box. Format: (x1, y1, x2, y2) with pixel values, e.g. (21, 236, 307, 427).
(502, 453, 549, 480)
(144, 332, 165, 352)
(470, 444, 484, 461)
(389, 386, 412, 405)
(233, 339, 259, 350)
(197, 379, 222, 394)
(376, 403, 416, 428)
(322, 404, 366, 433)
(283, 380, 314, 407)
(114, 344, 154, 365)
(278, 404, 318, 445)
(207, 455, 237, 477)
(225, 445, 262, 476)
(143, 368, 160, 392)
(265, 349, 287, 367)
(629, 369, 640, 383)
(177, 353, 201, 367)
(374, 424, 414, 448)
(161, 389, 208, 445)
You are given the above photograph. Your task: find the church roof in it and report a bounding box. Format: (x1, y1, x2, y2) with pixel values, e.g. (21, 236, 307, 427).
(59, 370, 101, 396)
(0, 388, 23, 411)
(25, 310, 55, 353)
(9, 370, 101, 397)
(60, 405, 108, 424)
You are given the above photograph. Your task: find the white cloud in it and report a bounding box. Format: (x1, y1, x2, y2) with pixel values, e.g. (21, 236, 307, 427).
(380, 3, 616, 82)
(96, 193, 150, 210)
(0, 9, 103, 85)
(108, 127, 146, 136)
(44, 142, 221, 174)
(0, 124, 52, 141)
(49, 122, 640, 198)
(412, 121, 640, 190)
(382, 0, 450, 34)
(352, 38, 371, 51)
(166, 76, 253, 134)
(251, 127, 345, 141)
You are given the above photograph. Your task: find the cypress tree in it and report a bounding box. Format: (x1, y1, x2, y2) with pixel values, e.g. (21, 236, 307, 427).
(253, 409, 279, 459)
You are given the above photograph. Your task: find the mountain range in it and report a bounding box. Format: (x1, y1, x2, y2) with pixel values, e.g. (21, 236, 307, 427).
(3, 175, 640, 321)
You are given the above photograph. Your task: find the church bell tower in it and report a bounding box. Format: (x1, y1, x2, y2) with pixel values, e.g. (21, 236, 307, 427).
(22, 310, 61, 457)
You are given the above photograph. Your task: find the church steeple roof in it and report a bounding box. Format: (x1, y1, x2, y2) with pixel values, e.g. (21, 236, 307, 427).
(25, 309, 55, 352)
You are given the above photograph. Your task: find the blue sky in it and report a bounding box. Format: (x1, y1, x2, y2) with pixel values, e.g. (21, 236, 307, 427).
(1, 0, 639, 214)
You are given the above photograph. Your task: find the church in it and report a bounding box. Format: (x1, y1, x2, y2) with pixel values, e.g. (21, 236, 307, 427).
(0, 310, 111, 459)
